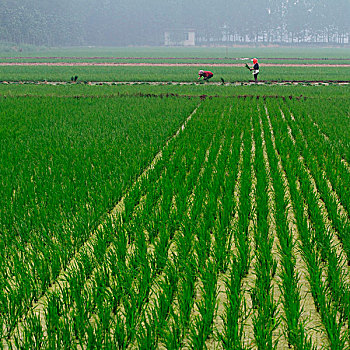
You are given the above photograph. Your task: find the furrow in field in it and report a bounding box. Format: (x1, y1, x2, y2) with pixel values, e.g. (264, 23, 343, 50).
(264, 105, 323, 348)
(5, 103, 201, 348)
(241, 116, 257, 349)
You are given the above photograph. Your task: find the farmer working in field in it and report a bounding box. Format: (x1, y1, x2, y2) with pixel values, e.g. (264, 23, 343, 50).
(198, 70, 214, 81)
(245, 58, 260, 83)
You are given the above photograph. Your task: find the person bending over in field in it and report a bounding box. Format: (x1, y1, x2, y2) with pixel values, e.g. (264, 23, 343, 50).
(198, 70, 214, 82)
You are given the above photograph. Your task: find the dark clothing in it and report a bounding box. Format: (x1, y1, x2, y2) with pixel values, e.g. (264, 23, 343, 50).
(253, 63, 259, 82)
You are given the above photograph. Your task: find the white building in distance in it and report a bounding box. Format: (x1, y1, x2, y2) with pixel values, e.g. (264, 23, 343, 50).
(164, 29, 196, 46)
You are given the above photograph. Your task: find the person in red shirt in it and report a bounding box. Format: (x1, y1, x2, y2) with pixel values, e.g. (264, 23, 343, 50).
(198, 70, 214, 81)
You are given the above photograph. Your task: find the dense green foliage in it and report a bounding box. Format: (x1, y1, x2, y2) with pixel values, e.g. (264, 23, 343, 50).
(0, 95, 198, 345)
(1, 83, 350, 348)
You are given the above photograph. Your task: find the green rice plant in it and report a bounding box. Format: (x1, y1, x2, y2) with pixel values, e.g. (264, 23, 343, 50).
(162, 317, 183, 350)
(16, 311, 45, 350)
(189, 260, 218, 348)
(260, 100, 313, 349)
(177, 257, 196, 336)
(136, 314, 158, 350)
(268, 100, 348, 348)
(251, 109, 279, 349)
(151, 265, 179, 339)
(219, 258, 247, 350)
(111, 314, 128, 350)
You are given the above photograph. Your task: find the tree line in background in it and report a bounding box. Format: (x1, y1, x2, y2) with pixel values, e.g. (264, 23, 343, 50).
(1, 0, 350, 47)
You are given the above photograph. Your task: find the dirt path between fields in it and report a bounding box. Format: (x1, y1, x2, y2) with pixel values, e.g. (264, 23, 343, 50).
(2, 56, 350, 62)
(1, 62, 350, 67)
(1, 81, 350, 87)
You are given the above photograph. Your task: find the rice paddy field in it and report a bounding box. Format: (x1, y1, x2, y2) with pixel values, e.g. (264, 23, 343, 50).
(1, 47, 350, 349)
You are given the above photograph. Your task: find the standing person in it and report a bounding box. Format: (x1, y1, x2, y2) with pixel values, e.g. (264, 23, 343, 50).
(198, 70, 214, 81)
(246, 58, 260, 83)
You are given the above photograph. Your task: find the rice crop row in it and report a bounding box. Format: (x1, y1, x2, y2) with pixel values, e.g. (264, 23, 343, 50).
(2, 92, 350, 348)
(0, 95, 199, 346)
(265, 99, 350, 348)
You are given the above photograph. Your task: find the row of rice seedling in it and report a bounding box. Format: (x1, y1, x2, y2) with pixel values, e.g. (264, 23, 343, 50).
(214, 119, 249, 349)
(267, 99, 349, 348)
(278, 104, 350, 343)
(5, 99, 227, 347)
(281, 100, 350, 262)
(87, 100, 240, 349)
(260, 101, 315, 348)
(249, 105, 280, 348)
(4, 91, 350, 348)
(292, 99, 350, 161)
(0, 95, 199, 345)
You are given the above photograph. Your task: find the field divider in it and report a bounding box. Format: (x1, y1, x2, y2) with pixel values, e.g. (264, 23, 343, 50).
(6, 102, 202, 346)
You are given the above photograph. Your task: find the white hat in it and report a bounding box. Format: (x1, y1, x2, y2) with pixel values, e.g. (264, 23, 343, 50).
(199, 70, 204, 74)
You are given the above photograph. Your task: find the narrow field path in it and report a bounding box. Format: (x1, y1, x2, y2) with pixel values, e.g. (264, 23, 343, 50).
(2, 56, 350, 61)
(1, 80, 350, 86)
(1, 62, 350, 67)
